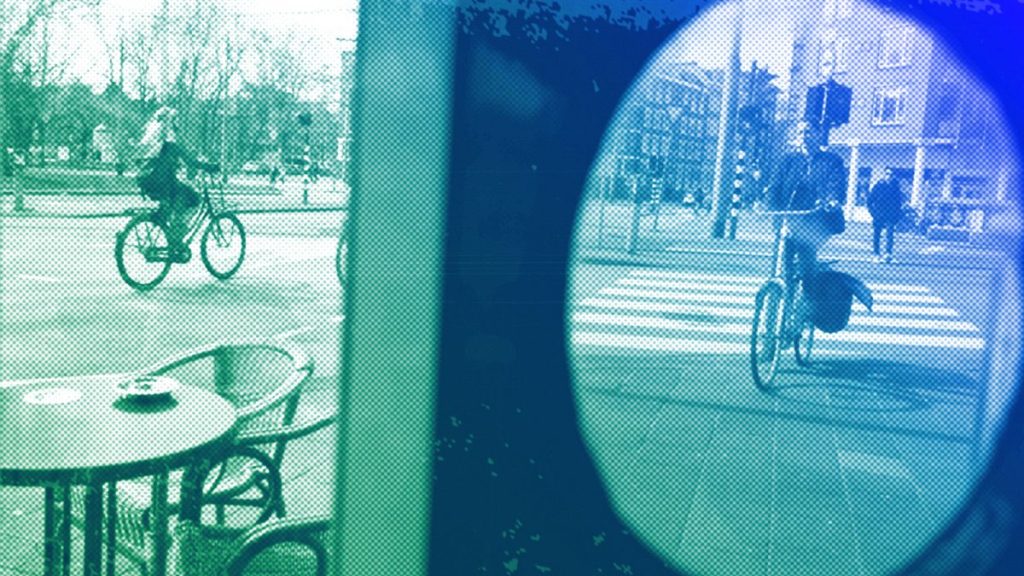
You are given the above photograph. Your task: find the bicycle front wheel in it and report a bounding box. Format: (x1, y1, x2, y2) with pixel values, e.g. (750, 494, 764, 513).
(115, 214, 172, 291)
(335, 239, 347, 283)
(751, 281, 785, 390)
(794, 299, 815, 366)
(201, 213, 246, 279)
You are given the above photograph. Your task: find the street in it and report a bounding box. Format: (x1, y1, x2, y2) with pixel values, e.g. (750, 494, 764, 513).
(0, 211, 343, 382)
(0, 199, 1016, 576)
(567, 213, 1014, 576)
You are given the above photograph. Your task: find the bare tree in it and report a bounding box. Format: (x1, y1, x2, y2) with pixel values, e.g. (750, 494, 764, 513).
(1, 0, 100, 210)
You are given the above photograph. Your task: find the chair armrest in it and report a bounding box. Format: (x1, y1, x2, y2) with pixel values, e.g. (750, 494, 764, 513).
(234, 412, 337, 447)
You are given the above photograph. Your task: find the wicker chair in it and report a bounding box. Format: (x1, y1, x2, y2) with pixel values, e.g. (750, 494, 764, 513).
(72, 341, 329, 575)
(172, 515, 333, 576)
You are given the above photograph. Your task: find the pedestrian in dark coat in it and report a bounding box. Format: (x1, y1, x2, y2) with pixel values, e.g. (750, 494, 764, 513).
(867, 168, 903, 263)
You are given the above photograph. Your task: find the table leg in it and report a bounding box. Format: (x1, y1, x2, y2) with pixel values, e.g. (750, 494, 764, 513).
(44, 486, 58, 576)
(151, 472, 170, 576)
(83, 484, 103, 576)
(62, 485, 71, 576)
(106, 483, 116, 576)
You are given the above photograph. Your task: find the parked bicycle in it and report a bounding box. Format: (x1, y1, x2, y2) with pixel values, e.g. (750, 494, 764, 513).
(115, 163, 246, 290)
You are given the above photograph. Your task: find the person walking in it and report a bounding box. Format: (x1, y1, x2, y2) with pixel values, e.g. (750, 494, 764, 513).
(867, 168, 903, 263)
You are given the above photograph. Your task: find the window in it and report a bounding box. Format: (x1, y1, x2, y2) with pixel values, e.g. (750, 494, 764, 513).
(880, 25, 912, 68)
(820, 35, 850, 75)
(873, 87, 907, 125)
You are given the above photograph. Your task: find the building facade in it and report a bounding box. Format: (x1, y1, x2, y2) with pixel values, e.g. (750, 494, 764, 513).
(601, 61, 721, 204)
(603, 60, 780, 208)
(789, 0, 1018, 230)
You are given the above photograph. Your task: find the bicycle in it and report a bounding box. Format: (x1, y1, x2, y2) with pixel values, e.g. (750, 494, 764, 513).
(115, 163, 246, 291)
(749, 206, 822, 390)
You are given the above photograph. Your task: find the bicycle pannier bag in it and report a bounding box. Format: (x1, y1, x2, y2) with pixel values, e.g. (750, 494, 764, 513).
(808, 271, 854, 333)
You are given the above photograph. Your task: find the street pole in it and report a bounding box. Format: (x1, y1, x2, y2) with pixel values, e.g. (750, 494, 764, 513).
(597, 176, 608, 248)
(710, 0, 743, 238)
(627, 175, 642, 254)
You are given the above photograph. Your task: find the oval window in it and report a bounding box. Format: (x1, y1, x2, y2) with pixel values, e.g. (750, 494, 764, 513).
(568, 1, 1021, 575)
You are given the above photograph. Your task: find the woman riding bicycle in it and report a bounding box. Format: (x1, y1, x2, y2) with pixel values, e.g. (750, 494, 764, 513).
(136, 107, 215, 249)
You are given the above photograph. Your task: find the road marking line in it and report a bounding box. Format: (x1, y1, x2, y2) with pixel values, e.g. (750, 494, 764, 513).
(572, 331, 748, 353)
(573, 310, 979, 333)
(273, 325, 320, 341)
(605, 285, 946, 305)
(602, 287, 753, 305)
(629, 270, 761, 285)
(857, 303, 959, 317)
(571, 327, 984, 353)
(614, 281, 759, 294)
(573, 312, 749, 334)
(15, 274, 61, 283)
(628, 269, 933, 294)
(580, 297, 961, 318)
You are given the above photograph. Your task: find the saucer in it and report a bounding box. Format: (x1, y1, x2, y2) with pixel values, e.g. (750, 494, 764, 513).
(115, 376, 180, 401)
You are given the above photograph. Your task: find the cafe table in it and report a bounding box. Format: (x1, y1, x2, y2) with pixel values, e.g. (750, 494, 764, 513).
(0, 373, 238, 576)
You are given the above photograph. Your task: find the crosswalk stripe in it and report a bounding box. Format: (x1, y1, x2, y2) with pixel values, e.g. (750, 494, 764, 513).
(628, 269, 932, 293)
(572, 268, 985, 355)
(573, 310, 979, 333)
(605, 285, 945, 305)
(571, 325, 983, 352)
(581, 297, 961, 319)
(614, 278, 942, 305)
(572, 331, 749, 353)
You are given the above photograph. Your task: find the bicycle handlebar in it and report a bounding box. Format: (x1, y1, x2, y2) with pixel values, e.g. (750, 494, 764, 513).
(195, 161, 220, 174)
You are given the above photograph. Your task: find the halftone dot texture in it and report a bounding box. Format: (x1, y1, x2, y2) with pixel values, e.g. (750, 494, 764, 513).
(569, 0, 1019, 575)
(0, 1, 346, 573)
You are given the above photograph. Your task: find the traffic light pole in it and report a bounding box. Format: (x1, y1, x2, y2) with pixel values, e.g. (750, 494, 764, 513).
(710, 1, 743, 239)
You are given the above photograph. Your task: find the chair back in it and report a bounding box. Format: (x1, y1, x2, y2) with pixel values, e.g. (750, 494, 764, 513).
(143, 341, 313, 468)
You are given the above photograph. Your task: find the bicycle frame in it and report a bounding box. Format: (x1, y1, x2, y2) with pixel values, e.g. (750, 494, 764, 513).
(750, 206, 822, 389)
(162, 169, 224, 249)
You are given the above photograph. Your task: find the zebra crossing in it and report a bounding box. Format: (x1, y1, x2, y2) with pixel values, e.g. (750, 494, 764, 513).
(570, 268, 985, 358)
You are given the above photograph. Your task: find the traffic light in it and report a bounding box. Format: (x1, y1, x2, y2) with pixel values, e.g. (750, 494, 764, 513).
(804, 79, 852, 128)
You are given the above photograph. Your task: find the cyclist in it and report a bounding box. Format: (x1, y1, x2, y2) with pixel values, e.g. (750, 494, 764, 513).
(767, 120, 847, 292)
(135, 106, 215, 251)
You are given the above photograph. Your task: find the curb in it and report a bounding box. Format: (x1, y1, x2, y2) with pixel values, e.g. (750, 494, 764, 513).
(0, 204, 347, 220)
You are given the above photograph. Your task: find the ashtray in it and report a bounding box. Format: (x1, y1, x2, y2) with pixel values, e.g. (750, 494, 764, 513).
(115, 376, 180, 401)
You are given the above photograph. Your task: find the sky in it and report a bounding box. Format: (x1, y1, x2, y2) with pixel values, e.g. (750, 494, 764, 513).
(36, 0, 359, 100)
(655, 0, 822, 93)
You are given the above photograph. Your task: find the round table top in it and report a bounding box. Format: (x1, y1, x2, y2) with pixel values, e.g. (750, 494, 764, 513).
(0, 376, 237, 486)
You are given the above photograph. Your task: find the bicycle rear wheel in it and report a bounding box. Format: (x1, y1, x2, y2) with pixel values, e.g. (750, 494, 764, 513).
(335, 239, 347, 283)
(201, 213, 246, 279)
(751, 281, 785, 390)
(115, 214, 171, 291)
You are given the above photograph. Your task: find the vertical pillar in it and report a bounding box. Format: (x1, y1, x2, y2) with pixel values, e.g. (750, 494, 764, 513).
(911, 140, 926, 207)
(941, 169, 953, 200)
(995, 164, 1010, 203)
(845, 140, 859, 220)
(710, 0, 743, 238)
